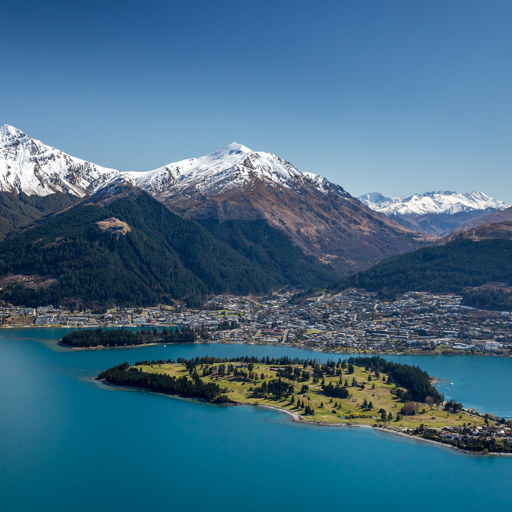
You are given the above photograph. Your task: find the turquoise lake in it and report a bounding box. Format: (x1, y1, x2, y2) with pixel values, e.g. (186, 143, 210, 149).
(1, 328, 511, 511)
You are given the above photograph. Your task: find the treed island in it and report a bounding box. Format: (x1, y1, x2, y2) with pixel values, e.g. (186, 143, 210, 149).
(98, 355, 512, 454)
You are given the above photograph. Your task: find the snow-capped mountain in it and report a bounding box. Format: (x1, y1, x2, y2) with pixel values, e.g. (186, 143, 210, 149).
(0, 124, 420, 273)
(359, 190, 510, 236)
(360, 190, 509, 216)
(0, 124, 120, 196)
(0, 125, 346, 200)
(127, 142, 418, 274)
(126, 142, 347, 200)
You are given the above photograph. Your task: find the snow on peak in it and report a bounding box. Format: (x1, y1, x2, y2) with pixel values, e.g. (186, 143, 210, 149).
(0, 124, 121, 197)
(0, 124, 26, 144)
(217, 142, 252, 154)
(130, 143, 346, 197)
(0, 126, 347, 200)
(360, 190, 510, 215)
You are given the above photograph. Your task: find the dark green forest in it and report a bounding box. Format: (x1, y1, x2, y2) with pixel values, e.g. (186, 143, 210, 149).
(98, 362, 232, 403)
(0, 190, 336, 307)
(61, 327, 202, 347)
(0, 191, 79, 239)
(333, 239, 512, 310)
(199, 219, 336, 288)
(344, 356, 443, 403)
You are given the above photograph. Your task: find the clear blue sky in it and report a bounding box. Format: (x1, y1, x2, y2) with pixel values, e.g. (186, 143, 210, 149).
(1, 0, 511, 201)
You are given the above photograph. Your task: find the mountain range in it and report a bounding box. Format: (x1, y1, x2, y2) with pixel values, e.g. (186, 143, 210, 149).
(359, 190, 510, 236)
(3, 123, 511, 309)
(0, 124, 420, 274)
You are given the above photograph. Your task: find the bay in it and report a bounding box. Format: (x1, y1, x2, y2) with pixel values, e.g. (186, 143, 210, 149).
(1, 328, 511, 511)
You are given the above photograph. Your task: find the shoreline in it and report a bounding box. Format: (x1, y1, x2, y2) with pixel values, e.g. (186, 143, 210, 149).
(48, 335, 512, 358)
(95, 378, 512, 457)
(1, 325, 509, 357)
(58, 340, 166, 351)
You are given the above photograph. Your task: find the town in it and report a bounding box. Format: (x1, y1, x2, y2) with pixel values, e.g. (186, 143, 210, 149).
(1, 289, 511, 356)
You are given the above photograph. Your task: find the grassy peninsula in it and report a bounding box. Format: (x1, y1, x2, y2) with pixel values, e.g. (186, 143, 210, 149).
(98, 355, 512, 454)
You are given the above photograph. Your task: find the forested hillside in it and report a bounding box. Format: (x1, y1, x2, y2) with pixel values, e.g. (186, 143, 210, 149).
(200, 218, 336, 288)
(0, 189, 335, 307)
(333, 239, 512, 310)
(0, 191, 78, 239)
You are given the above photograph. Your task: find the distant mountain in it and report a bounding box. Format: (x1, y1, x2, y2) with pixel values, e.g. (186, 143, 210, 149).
(0, 125, 422, 274)
(458, 206, 512, 230)
(359, 190, 510, 236)
(0, 186, 336, 307)
(360, 190, 508, 215)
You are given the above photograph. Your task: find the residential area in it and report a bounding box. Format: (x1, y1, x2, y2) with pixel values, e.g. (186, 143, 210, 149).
(1, 289, 511, 356)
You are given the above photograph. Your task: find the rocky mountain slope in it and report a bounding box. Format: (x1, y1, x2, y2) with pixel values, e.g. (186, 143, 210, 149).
(126, 143, 420, 273)
(439, 220, 512, 244)
(458, 206, 512, 230)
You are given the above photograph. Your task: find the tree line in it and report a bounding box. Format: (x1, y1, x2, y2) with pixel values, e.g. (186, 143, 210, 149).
(61, 326, 203, 348)
(97, 362, 232, 403)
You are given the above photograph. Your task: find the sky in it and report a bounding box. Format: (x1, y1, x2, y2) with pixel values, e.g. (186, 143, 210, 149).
(1, 0, 511, 201)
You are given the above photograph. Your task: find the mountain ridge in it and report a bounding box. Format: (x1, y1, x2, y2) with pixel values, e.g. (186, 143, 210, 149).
(0, 124, 422, 274)
(0, 124, 119, 197)
(360, 190, 509, 215)
(359, 190, 510, 236)
(0, 125, 345, 199)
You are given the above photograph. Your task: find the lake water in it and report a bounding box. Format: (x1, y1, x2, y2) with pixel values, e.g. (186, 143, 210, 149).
(1, 328, 511, 511)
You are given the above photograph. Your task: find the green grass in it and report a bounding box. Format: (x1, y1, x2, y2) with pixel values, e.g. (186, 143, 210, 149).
(134, 362, 485, 430)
